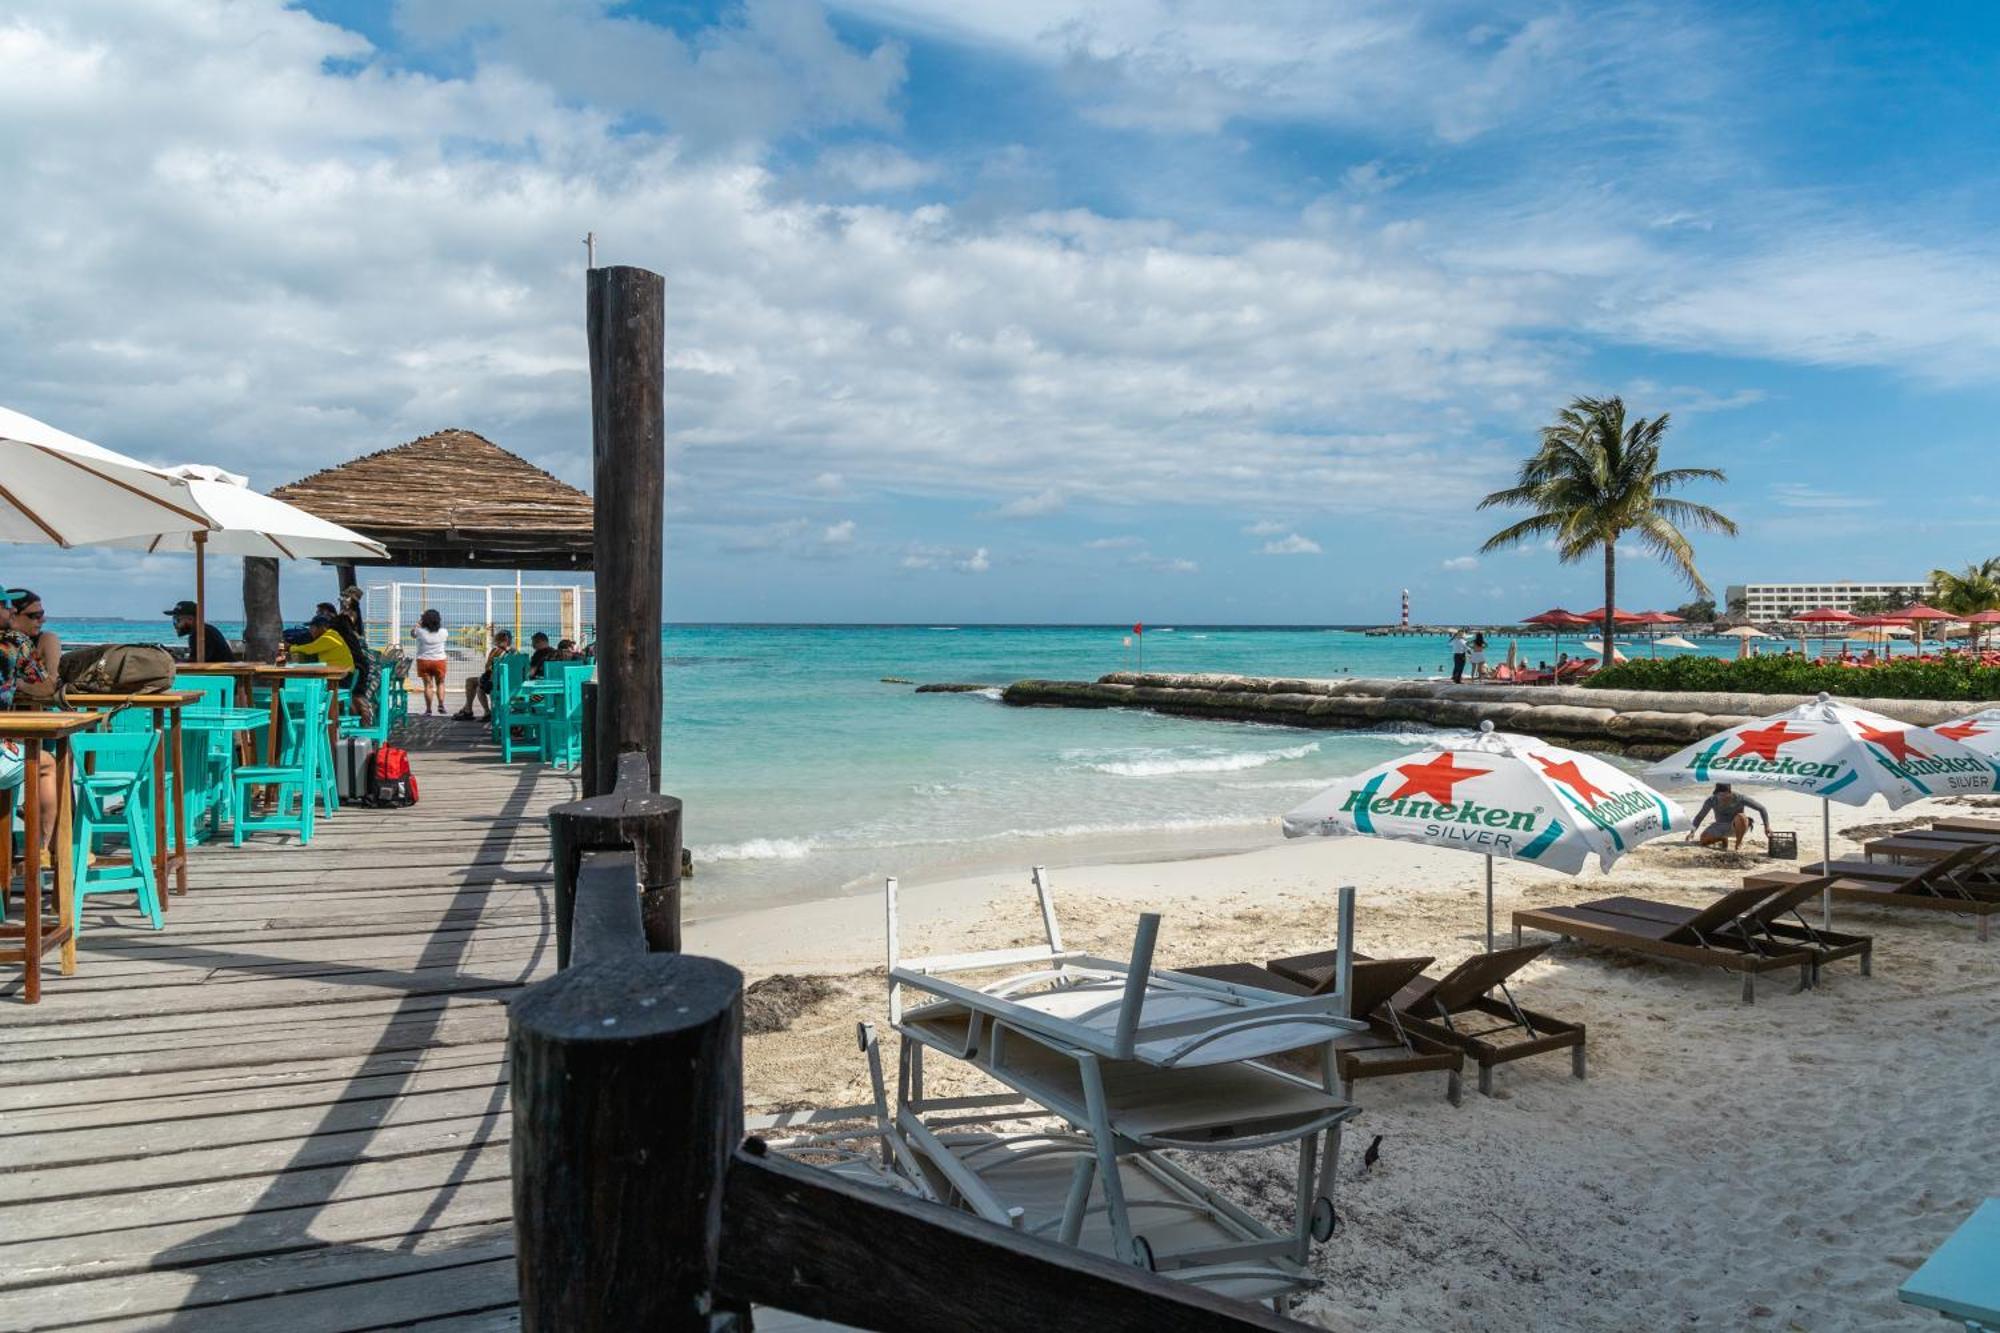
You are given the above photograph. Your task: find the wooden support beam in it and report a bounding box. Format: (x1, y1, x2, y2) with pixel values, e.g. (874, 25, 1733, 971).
(242, 556, 282, 661)
(586, 264, 665, 796)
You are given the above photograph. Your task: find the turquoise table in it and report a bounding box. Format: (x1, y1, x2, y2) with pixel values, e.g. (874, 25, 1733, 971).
(1901, 1200, 2000, 1331)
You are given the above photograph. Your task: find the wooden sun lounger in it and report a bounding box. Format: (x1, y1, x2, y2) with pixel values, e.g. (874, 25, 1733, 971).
(1933, 816, 2000, 836)
(1179, 957, 1464, 1106)
(1512, 884, 1815, 1002)
(1578, 878, 1872, 983)
(1863, 832, 2000, 863)
(1747, 844, 2000, 941)
(1268, 944, 1585, 1096)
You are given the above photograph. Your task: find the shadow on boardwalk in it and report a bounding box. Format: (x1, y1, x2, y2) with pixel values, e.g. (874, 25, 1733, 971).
(0, 725, 573, 1330)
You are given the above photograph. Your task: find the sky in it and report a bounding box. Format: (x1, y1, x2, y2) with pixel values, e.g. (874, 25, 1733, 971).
(3, 0, 1999, 624)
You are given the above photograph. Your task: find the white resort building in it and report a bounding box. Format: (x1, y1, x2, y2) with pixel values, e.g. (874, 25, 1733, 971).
(1725, 580, 1932, 619)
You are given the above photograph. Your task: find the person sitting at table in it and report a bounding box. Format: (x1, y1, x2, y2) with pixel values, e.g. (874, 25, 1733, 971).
(552, 638, 583, 662)
(0, 590, 60, 850)
(285, 614, 356, 688)
(453, 629, 513, 722)
(165, 599, 235, 663)
(527, 632, 554, 679)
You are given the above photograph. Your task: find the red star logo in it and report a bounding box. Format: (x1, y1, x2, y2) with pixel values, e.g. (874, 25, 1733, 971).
(1857, 722, 1927, 763)
(1937, 721, 1987, 742)
(1726, 721, 1811, 762)
(1387, 752, 1490, 804)
(1535, 754, 1611, 807)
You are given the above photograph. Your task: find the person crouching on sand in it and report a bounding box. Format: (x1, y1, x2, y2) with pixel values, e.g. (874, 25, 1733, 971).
(1688, 783, 1770, 850)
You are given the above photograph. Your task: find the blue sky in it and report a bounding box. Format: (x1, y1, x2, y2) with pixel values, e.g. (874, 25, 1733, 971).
(3, 1, 1997, 623)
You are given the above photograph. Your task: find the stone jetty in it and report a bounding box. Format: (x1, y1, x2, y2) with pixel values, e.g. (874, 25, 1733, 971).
(1001, 672, 1981, 756)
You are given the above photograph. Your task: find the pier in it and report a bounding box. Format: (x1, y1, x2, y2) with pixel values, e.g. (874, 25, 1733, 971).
(1, 724, 568, 1329)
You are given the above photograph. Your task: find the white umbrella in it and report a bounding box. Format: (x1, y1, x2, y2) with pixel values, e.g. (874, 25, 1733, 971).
(1581, 639, 1630, 664)
(1284, 721, 1684, 950)
(0, 405, 212, 546)
(1645, 693, 2000, 927)
(1654, 634, 1701, 651)
(103, 469, 388, 661)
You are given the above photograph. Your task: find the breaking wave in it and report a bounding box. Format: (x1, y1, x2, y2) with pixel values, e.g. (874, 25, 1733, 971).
(1077, 740, 1322, 777)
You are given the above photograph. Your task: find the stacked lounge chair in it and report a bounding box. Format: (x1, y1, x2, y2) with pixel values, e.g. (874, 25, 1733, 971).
(1511, 881, 1864, 1002)
(1747, 843, 2000, 941)
(885, 869, 1366, 1312)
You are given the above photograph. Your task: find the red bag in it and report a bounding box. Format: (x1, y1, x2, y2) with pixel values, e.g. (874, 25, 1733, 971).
(373, 746, 411, 780)
(366, 746, 418, 807)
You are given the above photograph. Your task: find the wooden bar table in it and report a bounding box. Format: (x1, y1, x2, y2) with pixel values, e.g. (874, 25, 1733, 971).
(1, 711, 104, 1004)
(252, 664, 350, 801)
(65, 691, 201, 907)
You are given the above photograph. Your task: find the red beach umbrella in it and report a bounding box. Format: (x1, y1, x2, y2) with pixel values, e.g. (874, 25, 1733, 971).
(1520, 608, 1593, 669)
(1883, 604, 1952, 654)
(1793, 607, 1861, 657)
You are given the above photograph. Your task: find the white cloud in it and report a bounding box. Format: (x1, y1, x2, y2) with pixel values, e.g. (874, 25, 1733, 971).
(809, 472, 847, 495)
(1086, 535, 1145, 550)
(961, 546, 990, 573)
(901, 541, 990, 573)
(994, 487, 1066, 518)
(1442, 555, 1479, 571)
(1769, 484, 1878, 511)
(1244, 520, 1290, 537)
(1260, 533, 1322, 556)
(823, 519, 857, 544)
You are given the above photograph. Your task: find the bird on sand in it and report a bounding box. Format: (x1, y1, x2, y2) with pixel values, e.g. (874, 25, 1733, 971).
(1362, 1134, 1383, 1172)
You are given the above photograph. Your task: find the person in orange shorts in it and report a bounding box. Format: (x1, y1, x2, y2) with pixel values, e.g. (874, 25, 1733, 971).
(409, 608, 451, 715)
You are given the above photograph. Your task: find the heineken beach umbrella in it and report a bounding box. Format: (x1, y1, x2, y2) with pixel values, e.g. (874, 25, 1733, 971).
(1283, 721, 1683, 950)
(1645, 693, 2000, 926)
(1933, 709, 2000, 759)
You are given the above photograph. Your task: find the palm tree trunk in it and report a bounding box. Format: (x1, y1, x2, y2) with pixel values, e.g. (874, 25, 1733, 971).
(1602, 541, 1616, 668)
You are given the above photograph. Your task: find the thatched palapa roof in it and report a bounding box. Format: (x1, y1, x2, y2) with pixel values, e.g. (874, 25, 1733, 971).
(271, 429, 594, 569)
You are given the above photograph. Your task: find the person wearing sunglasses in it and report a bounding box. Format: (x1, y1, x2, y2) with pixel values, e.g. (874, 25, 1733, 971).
(3, 589, 59, 683)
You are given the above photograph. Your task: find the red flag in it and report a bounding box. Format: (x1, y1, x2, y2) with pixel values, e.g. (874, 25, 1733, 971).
(1133, 622, 1144, 635)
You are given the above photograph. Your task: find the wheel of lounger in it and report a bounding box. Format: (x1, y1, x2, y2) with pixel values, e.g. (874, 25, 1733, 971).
(1311, 1195, 1338, 1243)
(1131, 1235, 1156, 1271)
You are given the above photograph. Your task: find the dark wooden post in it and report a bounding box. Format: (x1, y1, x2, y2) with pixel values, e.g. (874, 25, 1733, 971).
(242, 556, 282, 662)
(511, 952, 742, 1332)
(549, 752, 683, 963)
(579, 679, 600, 799)
(587, 265, 665, 796)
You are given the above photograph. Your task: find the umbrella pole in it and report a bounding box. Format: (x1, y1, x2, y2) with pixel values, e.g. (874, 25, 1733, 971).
(1822, 798, 1832, 931)
(193, 530, 208, 664)
(1484, 854, 1495, 953)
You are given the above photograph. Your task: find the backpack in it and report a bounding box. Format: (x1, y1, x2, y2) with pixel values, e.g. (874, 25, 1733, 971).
(59, 644, 178, 696)
(366, 745, 419, 808)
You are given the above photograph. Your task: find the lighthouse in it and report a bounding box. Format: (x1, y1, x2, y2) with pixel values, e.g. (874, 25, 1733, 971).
(1400, 588, 1410, 628)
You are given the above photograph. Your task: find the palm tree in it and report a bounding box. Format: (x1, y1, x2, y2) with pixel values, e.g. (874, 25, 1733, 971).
(1931, 558, 2000, 615)
(1479, 396, 1737, 663)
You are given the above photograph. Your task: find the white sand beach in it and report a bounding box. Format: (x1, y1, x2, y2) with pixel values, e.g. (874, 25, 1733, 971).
(690, 785, 2000, 1331)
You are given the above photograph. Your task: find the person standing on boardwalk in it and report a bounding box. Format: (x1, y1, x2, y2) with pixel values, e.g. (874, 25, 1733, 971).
(411, 609, 450, 715)
(1449, 629, 1469, 684)
(1469, 632, 1488, 681)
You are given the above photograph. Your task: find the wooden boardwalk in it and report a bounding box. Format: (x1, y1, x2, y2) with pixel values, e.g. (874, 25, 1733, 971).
(1, 717, 573, 1331)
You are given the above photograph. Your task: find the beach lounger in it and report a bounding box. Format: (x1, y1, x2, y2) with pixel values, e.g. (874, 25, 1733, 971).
(888, 868, 1362, 1279)
(1747, 844, 2000, 940)
(1931, 816, 2000, 836)
(1179, 956, 1464, 1105)
(896, 1101, 1321, 1312)
(1512, 884, 1816, 1002)
(1577, 878, 1871, 984)
(745, 1023, 935, 1199)
(1863, 831, 2000, 863)
(1268, 944, 1585, 1096)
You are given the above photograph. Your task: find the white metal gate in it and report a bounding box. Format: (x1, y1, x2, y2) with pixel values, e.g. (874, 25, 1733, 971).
(365, 580, 595, 655)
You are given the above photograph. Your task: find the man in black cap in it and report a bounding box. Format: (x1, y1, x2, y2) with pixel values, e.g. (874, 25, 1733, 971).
(166, 600, 236, 663)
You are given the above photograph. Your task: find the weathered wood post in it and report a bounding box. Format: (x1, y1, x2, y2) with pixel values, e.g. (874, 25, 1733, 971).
(549, 751, 683, 962)
(586, 264, 665, 796)
(511, 952, 742, 1331)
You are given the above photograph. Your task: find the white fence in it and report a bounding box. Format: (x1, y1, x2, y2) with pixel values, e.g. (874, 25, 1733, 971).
(365, 581, 595, 655)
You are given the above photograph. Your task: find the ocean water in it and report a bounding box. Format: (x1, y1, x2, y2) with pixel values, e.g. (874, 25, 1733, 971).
(46, 619, 1747, 913)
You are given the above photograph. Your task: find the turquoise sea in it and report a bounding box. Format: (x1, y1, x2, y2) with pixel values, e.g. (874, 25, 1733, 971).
(49, 620, 1752, 913)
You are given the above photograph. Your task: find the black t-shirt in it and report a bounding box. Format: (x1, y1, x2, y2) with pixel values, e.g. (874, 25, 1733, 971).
(528, 646, 554, 679)
(184, 623, 236, 663)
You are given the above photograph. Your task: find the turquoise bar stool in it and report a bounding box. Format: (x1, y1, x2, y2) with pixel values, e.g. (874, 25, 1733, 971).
(536, 663, 592, 768)
(491, 653, 537, 761)
(232, 677, 327, 846)
(173, 674, 237, 841)
(70, 731, 163, 933)
(285, 685, 340, 817)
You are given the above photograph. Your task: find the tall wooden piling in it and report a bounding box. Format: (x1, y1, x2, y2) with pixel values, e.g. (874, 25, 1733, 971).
(586, 265, 666, 796)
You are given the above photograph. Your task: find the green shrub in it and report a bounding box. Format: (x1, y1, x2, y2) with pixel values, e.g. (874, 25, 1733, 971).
(1584, 654, 2000, 701)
